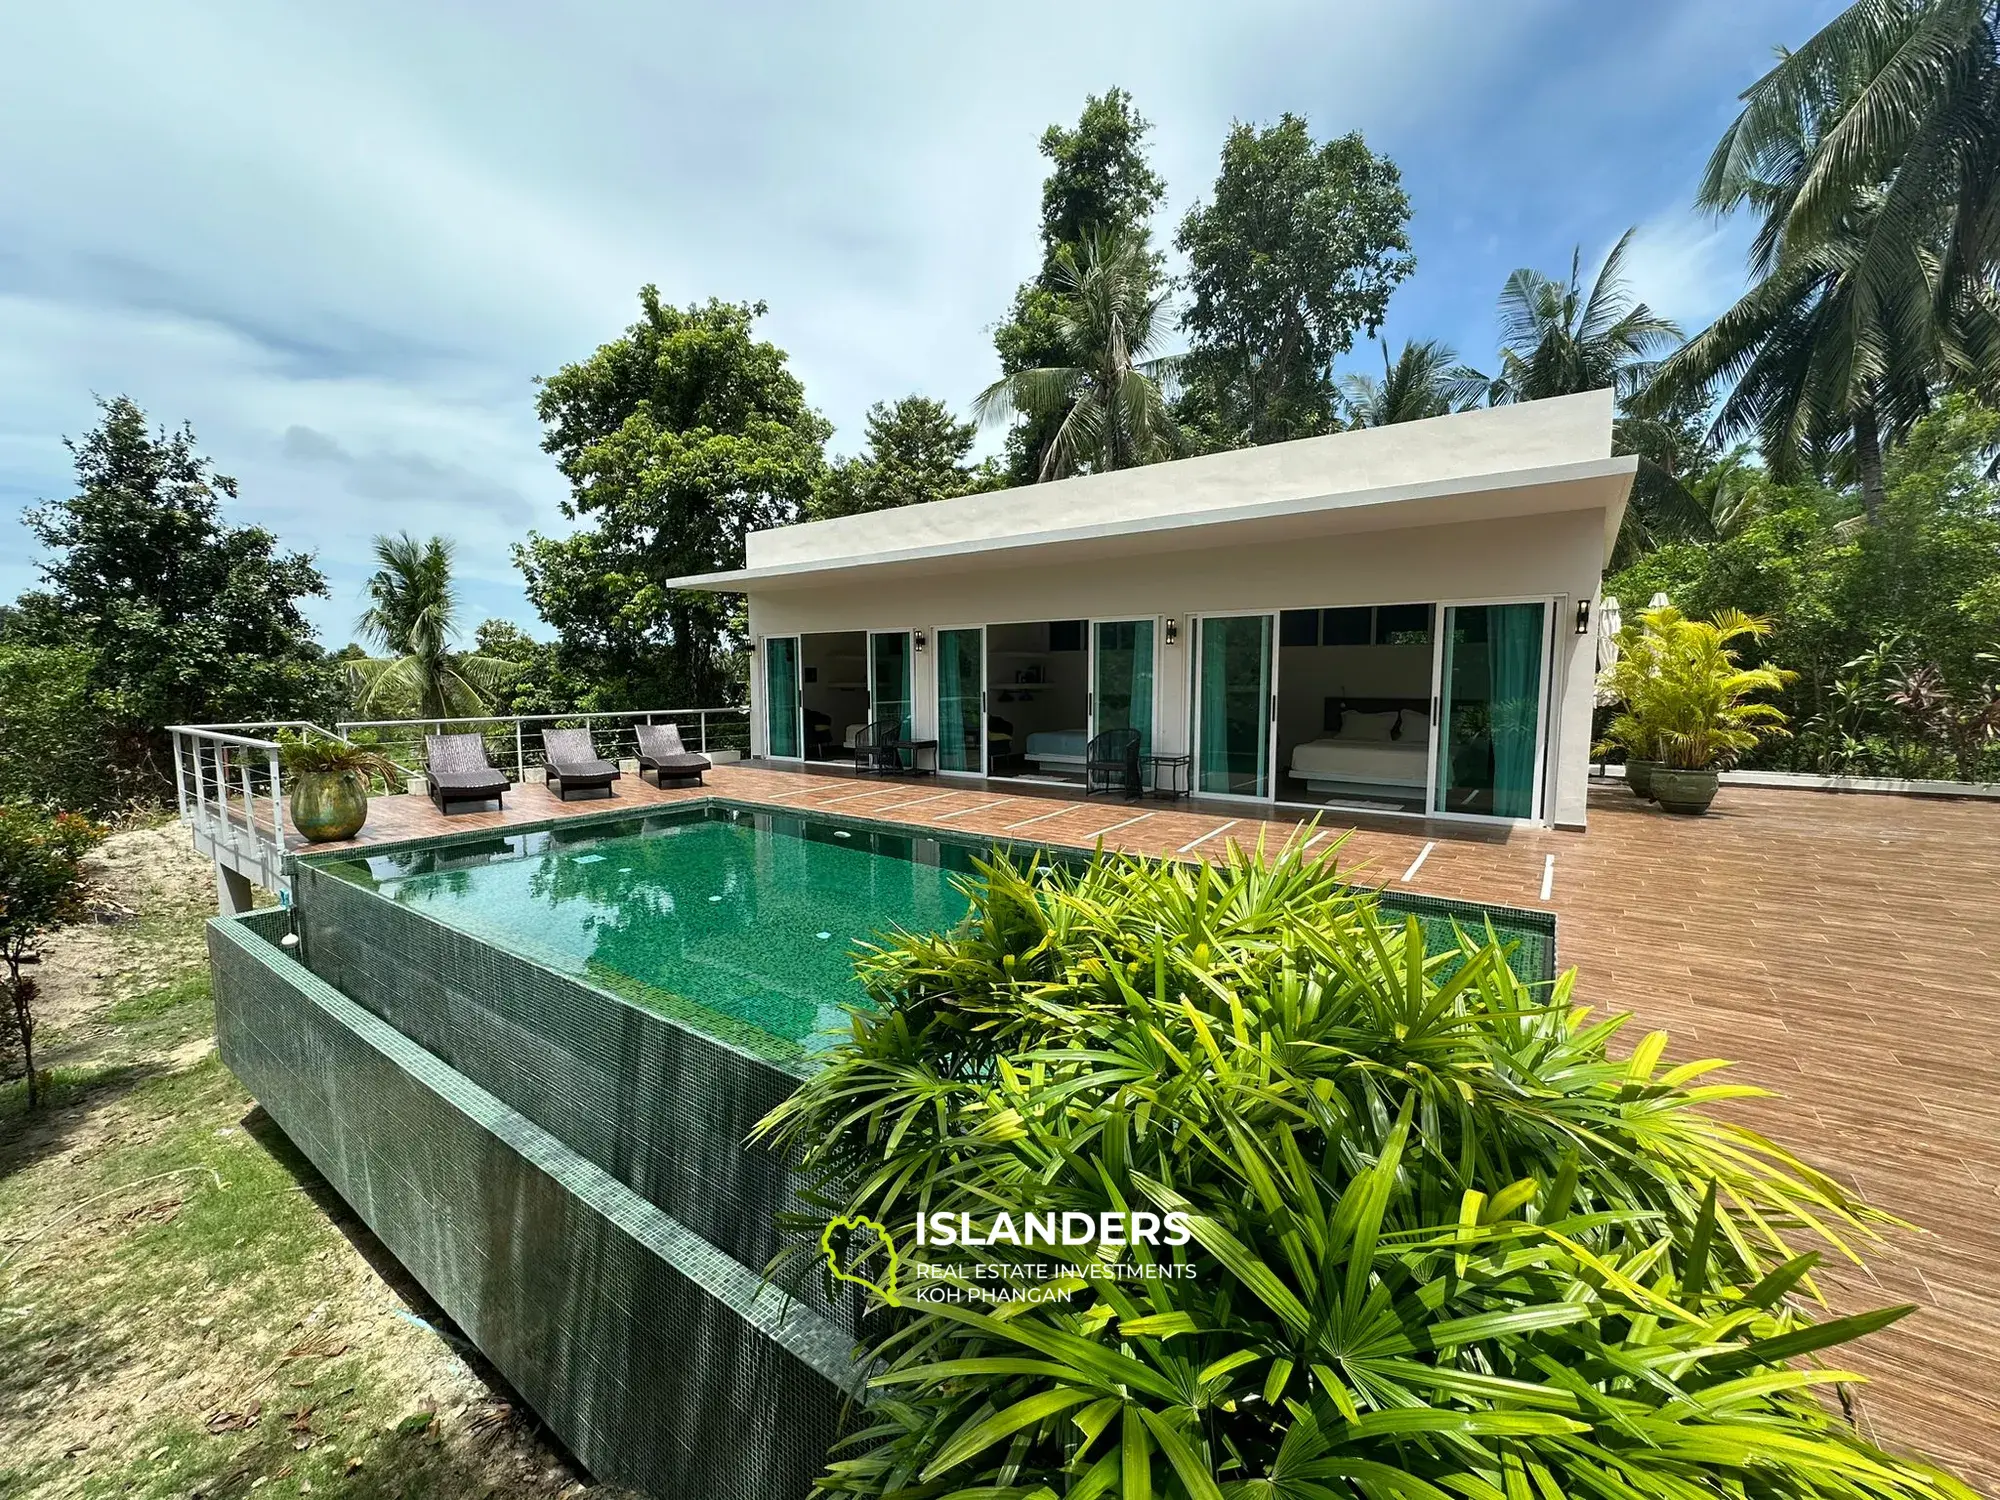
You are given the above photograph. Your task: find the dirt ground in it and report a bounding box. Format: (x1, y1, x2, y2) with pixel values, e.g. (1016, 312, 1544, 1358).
(0, 822, 626, 1500)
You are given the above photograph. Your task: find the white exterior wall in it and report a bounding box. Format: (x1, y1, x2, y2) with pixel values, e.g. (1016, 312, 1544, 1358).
(745, 507, 1609, 828)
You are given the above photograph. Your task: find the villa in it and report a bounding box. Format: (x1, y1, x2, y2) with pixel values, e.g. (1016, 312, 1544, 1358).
(670, 389, 1635, 828)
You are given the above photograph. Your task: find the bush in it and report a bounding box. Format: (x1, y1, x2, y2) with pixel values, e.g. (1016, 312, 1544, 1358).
(0, 804, 108, 1108)
(762, 841, 1971, 1500)
(0, 643, 125, 812)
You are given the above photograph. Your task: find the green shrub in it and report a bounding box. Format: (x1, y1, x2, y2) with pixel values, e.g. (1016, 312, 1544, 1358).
(0, 643, 123, 812)
(762, 840, 1969, 1500)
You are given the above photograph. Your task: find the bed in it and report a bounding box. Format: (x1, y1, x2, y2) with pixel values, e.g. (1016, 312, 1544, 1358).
(1024, 728, 1088, 771)
(1288, 699, 1431, 796)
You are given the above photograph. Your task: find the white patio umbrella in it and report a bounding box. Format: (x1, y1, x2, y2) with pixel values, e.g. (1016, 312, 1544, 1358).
(1594, 595, 1624, 705)
(1649, 590, 1671, 610)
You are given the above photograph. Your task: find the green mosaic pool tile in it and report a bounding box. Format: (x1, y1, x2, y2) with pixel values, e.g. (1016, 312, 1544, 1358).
(207, 913, 859, 1498)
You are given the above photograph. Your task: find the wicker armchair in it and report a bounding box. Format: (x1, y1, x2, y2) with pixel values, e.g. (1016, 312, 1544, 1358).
(852, 719, 904, 775)
(1084, 727, 1143, 798)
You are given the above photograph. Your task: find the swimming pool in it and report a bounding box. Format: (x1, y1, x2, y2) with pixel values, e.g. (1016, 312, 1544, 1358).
(311, 800, 1552, 1057)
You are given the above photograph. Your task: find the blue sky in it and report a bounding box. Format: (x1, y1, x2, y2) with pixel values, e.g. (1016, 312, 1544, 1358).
(0, 0, 1840, 643)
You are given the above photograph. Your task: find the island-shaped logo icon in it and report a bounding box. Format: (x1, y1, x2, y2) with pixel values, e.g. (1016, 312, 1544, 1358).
(820, 1213, 900, 1301)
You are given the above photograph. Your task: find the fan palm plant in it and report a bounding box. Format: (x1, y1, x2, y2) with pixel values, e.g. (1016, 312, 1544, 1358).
(1338, 338, 1487, 427)
(351, 533, 515, 721)
(757, 838, 1976, 1500)
(973, 228, 1183, 480)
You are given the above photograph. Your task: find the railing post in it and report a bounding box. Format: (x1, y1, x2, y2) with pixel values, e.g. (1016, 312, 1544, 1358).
(268, 748, 285, 866)
(238, 752, 257, 854)
(515, 718, 525, 779)
(700, 710, 708, 753)
(171, 733, 188, 824)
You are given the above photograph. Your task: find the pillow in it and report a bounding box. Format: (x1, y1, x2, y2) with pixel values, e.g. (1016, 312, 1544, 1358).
(1338, 710, 1402, 742)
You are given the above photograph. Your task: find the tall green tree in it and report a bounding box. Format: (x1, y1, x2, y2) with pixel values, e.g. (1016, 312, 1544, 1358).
(1473, 232, 1711, 563)
(1487, 229, 1682, 403)
(1178, 115, 1415, 446)
(1716, 0, 2000, 374)
(974, 229, 1183, 479)
(808, 397, 999, 520)
(517, 291, 830, 708)
(1645, 27, 1988, 525)
(11, 396, 342, 790)
(1338, 338, 1485, 427)
(349, 533, 514, 720)
(991, 89, 1167, 485)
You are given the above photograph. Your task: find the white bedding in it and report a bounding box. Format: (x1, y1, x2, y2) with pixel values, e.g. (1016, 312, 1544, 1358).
(1289, 737, 1428, 788)
(1025, 729, 1088, 759)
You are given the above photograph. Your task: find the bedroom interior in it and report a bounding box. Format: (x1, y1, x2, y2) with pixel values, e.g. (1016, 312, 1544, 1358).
(1274, 603, 1436, 814)
(983, 619, 1089, 781)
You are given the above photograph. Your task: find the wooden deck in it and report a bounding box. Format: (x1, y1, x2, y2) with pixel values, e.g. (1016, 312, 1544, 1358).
(298, 762, 2000, 1486)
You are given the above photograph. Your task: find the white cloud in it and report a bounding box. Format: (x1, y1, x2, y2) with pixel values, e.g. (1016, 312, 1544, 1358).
(0, 0, 1832, 637)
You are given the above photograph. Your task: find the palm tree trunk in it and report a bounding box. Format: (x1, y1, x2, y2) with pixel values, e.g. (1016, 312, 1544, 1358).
(1853, 406, 1886, 526)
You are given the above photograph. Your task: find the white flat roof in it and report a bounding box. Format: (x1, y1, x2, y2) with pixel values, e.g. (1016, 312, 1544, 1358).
(664, 391, 1634, 592)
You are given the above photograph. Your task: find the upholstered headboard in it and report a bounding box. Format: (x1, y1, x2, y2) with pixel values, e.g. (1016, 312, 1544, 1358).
(1323, 696, 1431, 736)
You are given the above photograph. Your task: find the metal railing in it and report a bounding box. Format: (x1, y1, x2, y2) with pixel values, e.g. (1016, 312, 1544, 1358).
(335, 707, 750, 781)
(170, 709, 746, 894)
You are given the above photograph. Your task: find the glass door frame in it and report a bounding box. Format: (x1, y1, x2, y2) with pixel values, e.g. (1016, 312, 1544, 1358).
(1087, 615, 1162, 757)
(1188, 610, 1280, 806)
(762, 634, 804, 762)
(1424, 593, 1558, 826)
(933, 622, 986, 778)
(867, 628, 917, 742)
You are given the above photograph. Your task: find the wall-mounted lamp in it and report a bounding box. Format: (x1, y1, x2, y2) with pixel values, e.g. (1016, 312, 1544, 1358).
(1575, 599, 1592, 636)
(1164, 617, 1180, 647)
(913, 629, 928, 653)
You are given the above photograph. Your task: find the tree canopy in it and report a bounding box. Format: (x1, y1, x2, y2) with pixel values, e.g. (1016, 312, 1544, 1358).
(11, 396, 343, 793)
(517, 290, 831, 708)
(1178, 115, 1414, 446)
(991, 89, 1168, 485)
(808, 397, 998, 520)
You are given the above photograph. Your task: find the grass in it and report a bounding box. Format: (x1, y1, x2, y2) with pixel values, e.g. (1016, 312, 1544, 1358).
(1, 911, 585, 1498)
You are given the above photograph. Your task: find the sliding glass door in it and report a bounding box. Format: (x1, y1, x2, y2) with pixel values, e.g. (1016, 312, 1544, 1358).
(1091, 619, 1155, 759)
(869, 630, 914, 740)
(1433, 602, 1549, 819)
(936, 627, 984, 774)
(1195, 614, 1275, 798)
(765, 635, 802, 760)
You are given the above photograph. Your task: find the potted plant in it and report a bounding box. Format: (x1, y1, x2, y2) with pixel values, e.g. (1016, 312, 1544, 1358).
(279, 733, 406, 843)
(1637, 607, 1793, 815)
(1594, 624, 1664, 799)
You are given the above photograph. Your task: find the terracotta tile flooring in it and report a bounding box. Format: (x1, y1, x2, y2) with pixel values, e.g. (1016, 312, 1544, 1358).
(298, 763, 2000, 1487)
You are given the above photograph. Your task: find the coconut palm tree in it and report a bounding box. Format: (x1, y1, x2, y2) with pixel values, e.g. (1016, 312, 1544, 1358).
(1716, 0, 2000, 363)
(1338, 338, 1488, 426)
(1485, 228, 1683, 403)
(351, 533, 515, 720)
(973, 228, 1182, 479)
(1647, 70, 1949, 524)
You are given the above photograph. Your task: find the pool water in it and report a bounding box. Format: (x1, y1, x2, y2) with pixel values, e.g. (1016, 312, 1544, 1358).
(314, 802, 1551, 1056)
(317, 806, 992, 1051)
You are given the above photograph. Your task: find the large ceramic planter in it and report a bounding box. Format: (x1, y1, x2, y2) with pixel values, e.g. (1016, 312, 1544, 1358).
(1625, 760, 1662, 800)
(1652, 767, 1719, 816)
(291, 769, 369, 843)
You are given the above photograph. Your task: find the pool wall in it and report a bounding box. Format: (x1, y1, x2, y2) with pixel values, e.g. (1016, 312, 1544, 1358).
(289, 861, 847, 1317)
(208, 909, 862, 1500)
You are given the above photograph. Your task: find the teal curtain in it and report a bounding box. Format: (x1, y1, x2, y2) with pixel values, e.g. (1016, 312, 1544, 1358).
(1488, 603, 1544, 818)
(1093, 620, 1154, 759)
(765, 637, 800, 758)
(1198, 616, 1271, 796)
(937, 628, 982, 772)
